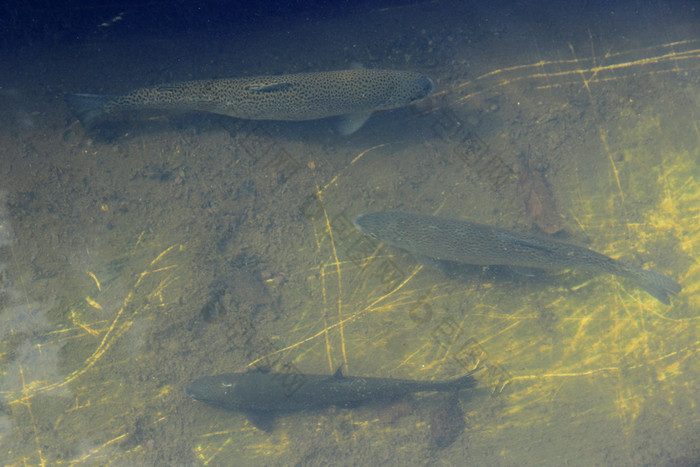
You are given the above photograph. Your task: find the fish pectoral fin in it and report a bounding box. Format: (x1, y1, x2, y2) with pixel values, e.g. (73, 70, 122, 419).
(65, 93, 113, 128)
(337, 111, 373, 135)
(244, 411, 276, 432)
(245, 82, 295, 93)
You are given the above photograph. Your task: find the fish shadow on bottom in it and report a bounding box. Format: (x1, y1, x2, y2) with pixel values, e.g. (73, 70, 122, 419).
(415, 258, 599, 298)
(66, 112, 225, 143)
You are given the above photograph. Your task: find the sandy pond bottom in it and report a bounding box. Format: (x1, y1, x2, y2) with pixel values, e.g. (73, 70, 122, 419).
(0, 1, 699, 466)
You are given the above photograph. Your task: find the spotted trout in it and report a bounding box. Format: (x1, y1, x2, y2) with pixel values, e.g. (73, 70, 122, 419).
(65, 68, 434, 134)
(354, 211, 681, 304)
(186, 366, 479, 431)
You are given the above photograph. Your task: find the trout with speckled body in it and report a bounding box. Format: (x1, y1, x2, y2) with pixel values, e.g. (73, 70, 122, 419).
(65, 68, 434, 135)
(354, 211, 682, 304)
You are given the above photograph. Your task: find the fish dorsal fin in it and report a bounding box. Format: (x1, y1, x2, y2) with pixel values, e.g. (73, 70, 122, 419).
(332, 366, 345, 379)
(337, 111, 373, 135)
(248, 365, 271, 374)
(349, 61, 365, 70)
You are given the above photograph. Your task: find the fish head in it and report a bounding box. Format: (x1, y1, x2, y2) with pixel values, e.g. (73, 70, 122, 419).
(354, 211, 415, 246)
(381, 72, 435, 108)
(408, 74, 435, 102)
(186, 374, 240, 409)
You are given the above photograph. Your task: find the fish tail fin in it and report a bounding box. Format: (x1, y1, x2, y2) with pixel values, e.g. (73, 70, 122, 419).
(447, 367, 482, 391)
(65, 93, 114, 127)
(627, 267, 681, 305)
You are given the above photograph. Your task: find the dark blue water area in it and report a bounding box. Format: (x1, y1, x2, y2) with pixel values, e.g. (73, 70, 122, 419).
(2, 0, 698, 48)
(1, 0, 408, 45)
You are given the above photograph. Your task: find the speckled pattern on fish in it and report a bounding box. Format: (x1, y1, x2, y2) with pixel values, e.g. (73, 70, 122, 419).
(354, 210, 682, 304)
(65, 68, 435, 134)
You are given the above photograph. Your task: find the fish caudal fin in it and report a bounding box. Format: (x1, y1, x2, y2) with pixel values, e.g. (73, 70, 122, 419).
(444, 367, 482, 391)
(65, 93, 113, 127)
(627, 267, 682, 305)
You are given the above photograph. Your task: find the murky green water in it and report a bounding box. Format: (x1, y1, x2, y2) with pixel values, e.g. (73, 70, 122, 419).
(0, 2, 698, 466)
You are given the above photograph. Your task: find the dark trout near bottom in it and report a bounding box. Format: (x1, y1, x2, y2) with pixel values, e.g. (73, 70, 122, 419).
(354, 211, 682, 304)
(186, 367, 479, 431)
